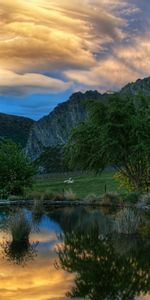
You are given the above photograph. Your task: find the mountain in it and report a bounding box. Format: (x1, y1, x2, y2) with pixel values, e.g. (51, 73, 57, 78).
(26, 91, 103, 160)
(25, 76, 150, 162)
(121, 76, 150, 95)
(0, 113, 34, 147)
(2, 76, 150, 165)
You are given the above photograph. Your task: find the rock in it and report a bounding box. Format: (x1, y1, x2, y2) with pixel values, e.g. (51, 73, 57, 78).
(25, 91, 102, 160)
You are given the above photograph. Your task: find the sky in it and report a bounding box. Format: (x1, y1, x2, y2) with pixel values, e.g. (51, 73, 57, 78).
(0, 0, 150, 120)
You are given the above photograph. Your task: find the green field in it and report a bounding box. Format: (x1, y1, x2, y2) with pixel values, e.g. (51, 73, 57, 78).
(30, 171, 123, 199)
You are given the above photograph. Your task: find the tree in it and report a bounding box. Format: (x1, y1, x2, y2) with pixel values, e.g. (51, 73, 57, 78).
(0, 139, 35, 196)
(65, 94, 150, 192)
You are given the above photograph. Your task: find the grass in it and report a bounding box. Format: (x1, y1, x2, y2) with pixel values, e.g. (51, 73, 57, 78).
(27, 171, 124, 200)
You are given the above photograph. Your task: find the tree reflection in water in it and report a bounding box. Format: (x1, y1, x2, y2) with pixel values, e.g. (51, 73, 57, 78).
(57, 227, 150, 300)
(2, 239, 38, 266)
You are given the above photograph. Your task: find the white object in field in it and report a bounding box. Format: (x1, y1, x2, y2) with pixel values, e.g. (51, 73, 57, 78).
(64, 177, 74, 184)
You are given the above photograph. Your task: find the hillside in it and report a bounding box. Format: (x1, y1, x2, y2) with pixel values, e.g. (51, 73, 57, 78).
(0, 113, 34, 147)
(26, 90, 103, 160)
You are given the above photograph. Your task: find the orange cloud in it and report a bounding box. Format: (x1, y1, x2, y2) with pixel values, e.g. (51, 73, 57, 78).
(64, 57, 139, 92)
(0, 0, 148, 95)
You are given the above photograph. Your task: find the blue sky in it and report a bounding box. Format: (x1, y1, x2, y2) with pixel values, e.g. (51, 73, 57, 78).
(0, 0, 150, 120)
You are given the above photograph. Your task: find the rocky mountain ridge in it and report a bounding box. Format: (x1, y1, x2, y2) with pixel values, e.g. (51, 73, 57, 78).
(26, 90, 103, 160)
(2, 75, 150, 161)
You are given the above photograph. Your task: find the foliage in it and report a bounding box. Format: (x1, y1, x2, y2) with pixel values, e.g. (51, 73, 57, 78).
(26, 191, 43, 200)
(0, 139, 35, 196)
(41, 191, 55, 200)
(101, 192, 122, 206)
(64, 189, 77, 201)
(65, 94, 150, 192)
(35, 145, 69, 174)
(122, 192, 141, 204)
(84, 193, 100, 202)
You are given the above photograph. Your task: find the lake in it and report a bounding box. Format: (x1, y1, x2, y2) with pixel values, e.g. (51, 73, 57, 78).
(0, 206, 149, 300)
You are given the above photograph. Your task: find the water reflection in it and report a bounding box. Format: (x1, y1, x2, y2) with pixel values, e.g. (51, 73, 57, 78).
(2, 240, 38, 266)
(57, 227, 150, 300)
(0, 206, 149, 299)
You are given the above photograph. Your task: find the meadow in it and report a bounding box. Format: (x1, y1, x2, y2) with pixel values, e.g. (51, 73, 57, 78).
(28, 171, 123, 199)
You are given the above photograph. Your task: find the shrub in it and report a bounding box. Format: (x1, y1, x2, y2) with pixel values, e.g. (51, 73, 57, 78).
(53, 192, 65, 201)
(84, 193, 100, 203)
(101, 192, 122, 206)
(0, 139, 35, 196)
(123, 192, 141, 204)
(26, 191, 43, 200)
(114, 170, 150, 193)
(42, 191, 55, 200)
(114, 208, 141, 235)
(7, 210, 31, 242)
(64, 189, 77, 201)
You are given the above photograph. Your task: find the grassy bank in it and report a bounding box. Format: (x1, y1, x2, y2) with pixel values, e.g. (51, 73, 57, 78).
(27, 171, 124, 199)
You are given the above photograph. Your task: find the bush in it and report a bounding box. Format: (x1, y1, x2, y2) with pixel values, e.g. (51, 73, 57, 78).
(123, 192, 141, 204)
(84, 193, 100, 203)
(53, 192, 65, 201)
(0, 140, 35, 196)
(64, 189, 77, 201)
(26, 191, 43, 200)
(101, 192, 122, 206)
(42, 191, 55, 200)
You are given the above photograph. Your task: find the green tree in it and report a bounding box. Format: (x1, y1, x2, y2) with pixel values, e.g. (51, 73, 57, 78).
(65, 94, 150, 192)
(0, 139, 35, 196)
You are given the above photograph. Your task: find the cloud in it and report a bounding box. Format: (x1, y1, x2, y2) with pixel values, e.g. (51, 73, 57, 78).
(65, 31, 150, 93)
(64, 56, 139, 92)
(0, 0, 130, 74)
(0, 70, 72, 96)
(114, 34, 150, 76)
(0, 0, 149, 100)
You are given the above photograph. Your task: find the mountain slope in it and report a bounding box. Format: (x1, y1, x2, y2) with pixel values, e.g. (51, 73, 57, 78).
(121, 76, 150, 95)
(0, 113, 34, 147)
(26, 91, 103, 160)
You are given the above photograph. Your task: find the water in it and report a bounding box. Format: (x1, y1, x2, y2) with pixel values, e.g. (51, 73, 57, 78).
(0, 206, 149, 300)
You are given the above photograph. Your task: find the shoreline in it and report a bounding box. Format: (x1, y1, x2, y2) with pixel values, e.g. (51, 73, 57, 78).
(0, 199, 149, 210)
